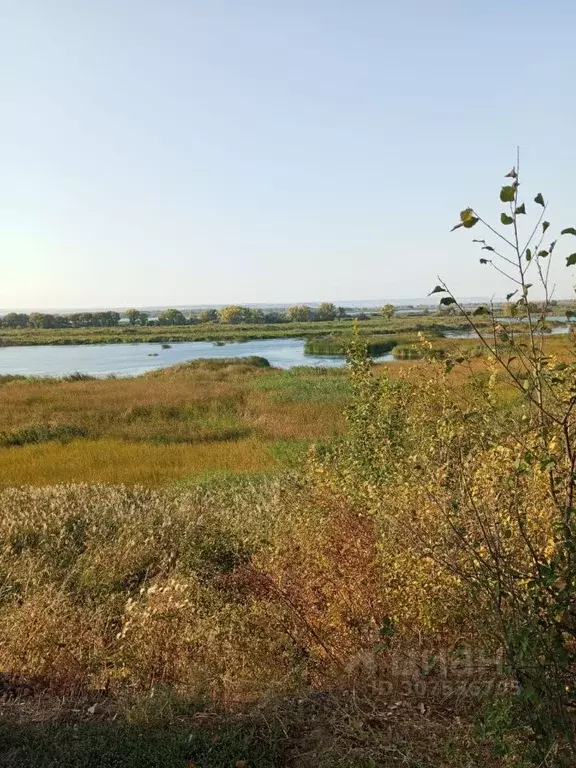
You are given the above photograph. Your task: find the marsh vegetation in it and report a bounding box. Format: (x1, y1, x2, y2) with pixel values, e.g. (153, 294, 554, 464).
(3, 165, 576, 768)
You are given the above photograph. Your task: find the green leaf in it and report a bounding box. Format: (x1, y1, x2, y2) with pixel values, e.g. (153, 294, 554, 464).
(526, 248, 532, 262)
(500, 186, 516, 203)
(473, 306, 489, 315)
(482, 245, 495, 252)
(506, 291, 517, 301)
(566, 254, 576, 267)
(452, 209, 478, 231)
(534, 193, 545, 207)
(501, 213, 514, 226)
(561, 227, 576, 236)
(378, 616, 395, 637)
(538, 250, 549, 258)
(428, 285, 446, 295)
(543, 221, 550, 233)
(515, 203, 526, 215)
(479, 258, 489, 265)
(440, 297, 457, 306)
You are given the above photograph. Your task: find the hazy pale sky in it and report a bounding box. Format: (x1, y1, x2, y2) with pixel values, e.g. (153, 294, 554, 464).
(2, 1, 576, 309)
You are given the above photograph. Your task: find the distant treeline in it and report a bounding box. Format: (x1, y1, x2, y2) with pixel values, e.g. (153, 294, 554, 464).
(3, 300, 572, 330)
(0, 302, 377, 329)
(0, 311, 123, 329)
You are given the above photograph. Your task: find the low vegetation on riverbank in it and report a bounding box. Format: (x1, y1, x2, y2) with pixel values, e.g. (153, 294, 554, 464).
(0, 314, 491, 346)
(0, 358, 349, 484)
(0, 332, 573, 486)
(304, 334, 402, 356)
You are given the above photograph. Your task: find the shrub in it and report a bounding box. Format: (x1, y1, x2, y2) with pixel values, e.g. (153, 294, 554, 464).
(308, 158, 576, 764)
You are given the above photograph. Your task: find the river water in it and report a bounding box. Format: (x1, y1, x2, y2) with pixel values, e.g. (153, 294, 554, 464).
(1, 323, 571, 378)
(0, 338, 395, 378)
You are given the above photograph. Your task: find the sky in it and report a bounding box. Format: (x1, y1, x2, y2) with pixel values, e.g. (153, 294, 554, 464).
(1, 1, 576, 310)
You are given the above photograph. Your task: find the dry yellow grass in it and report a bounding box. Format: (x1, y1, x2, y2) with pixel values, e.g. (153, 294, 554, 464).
(0, 346, 570, 764)
(3, 340, 560, 486)
(0, 438, 274, 485)
(245, 393, 346, 440)
(0, 375, 245, 431)
(0, 361, 352, 483)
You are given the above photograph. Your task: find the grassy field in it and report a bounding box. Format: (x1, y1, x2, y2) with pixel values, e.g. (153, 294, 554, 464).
(0, 359, 350, 485)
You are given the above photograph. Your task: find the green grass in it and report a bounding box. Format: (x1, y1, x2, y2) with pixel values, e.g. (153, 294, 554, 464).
(0, 424, 88, 447)
(0, 719, 284, 768)
(268, 439, 312, 465)
(251, 368, 352, 403)
(175, 441, 311, 487)
(175, 466, 277, 488)
(150, 355, 272, 371)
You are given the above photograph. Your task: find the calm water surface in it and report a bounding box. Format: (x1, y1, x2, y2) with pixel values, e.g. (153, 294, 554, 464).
(0, 338, 395, 378)
(2, 323, 571, 378)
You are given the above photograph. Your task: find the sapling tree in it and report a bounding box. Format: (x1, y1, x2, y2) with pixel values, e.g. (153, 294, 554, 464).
(432, 152, 576, 763)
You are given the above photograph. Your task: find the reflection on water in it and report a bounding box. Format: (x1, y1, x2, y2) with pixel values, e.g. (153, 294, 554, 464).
(0, 338, 395, 378)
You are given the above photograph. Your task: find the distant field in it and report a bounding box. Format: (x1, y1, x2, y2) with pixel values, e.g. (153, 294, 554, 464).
(0, 314, 491, 346)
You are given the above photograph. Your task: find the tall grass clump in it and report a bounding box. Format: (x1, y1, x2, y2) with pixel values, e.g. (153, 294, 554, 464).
(0, 479, 368, 698)
(0, 424, 88, 447)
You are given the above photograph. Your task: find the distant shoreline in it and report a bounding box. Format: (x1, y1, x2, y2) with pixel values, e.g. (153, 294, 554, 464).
(0, 316, 499, 348)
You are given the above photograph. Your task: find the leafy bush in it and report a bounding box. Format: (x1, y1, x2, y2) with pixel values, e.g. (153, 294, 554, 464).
(308, 158, 576, 764)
